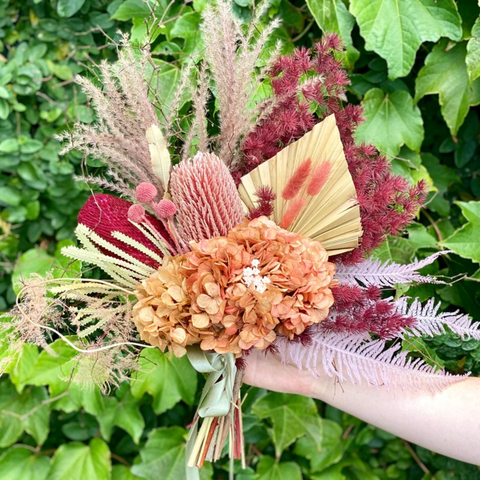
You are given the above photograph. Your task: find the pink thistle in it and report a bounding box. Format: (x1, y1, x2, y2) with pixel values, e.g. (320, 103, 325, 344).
(280, 197, 306, 229)
(78, 194, 170, 269)
(307, 161, 331, 196)
(135, 182, 158, 203)
(170, 152, 245, 242)
(282, 158, 312, 200)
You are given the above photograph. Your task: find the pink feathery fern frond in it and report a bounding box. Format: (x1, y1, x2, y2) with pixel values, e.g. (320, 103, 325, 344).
(335, 251, 450, 287)
(170, 152, 245, 242)
(396, 298, 480, 340)
(275, 330, 468, 392)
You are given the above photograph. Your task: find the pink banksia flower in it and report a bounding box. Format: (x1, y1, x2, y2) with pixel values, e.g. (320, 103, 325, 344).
(170, 152, 245, 242)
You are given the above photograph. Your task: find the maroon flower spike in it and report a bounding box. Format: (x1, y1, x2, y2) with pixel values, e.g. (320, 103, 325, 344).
(78, 194, 170, 269)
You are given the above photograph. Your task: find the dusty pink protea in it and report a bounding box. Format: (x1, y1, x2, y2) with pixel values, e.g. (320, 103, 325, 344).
(170, 152, 244, 242)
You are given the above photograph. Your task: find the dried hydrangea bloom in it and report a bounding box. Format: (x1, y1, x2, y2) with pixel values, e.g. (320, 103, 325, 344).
(133, 217, 336, 357)
(132, 257, 193, 357)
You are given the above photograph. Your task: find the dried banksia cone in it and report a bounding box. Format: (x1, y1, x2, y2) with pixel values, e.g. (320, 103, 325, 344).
(170, 152, 244, 242)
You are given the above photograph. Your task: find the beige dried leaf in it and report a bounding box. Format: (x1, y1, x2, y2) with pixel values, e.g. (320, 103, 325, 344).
(146, 124, 171, 191)
(238, 115, 363, 256)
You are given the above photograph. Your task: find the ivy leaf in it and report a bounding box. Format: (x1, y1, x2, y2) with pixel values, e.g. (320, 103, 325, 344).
(415, 39, 480, 135)
(131, 427, 212, 480)
(0, 382, 50, 447)
(440, 201, 480, 263)
(148, 60, 192, 111)
(294, 419, 346, 473)
(256, 456, 302, 480)
(354, 89, 424, 156)
(11, 248, 54, 294)
(422, 153, 460, 216)
(350, 0, 462, 79)
(305, 0, 359, 66)
(252, 393, 322, 458)
(0, 447, 50, 480)
(47, 439, 111, 480)
(57, 0, 86, 17)
(371, 236, 417, 264)
(467, 16, 480, 82)
(25, 338, 78, 394)
(111, 0, 150, 21)
(112, 465, 142, 480)
(97, 394, 145, 444)
(131, 348, 197, 414)
(6, 342, 39, 393)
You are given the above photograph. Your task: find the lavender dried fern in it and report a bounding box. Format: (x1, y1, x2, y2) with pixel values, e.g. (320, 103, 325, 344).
(397, 297, 480, 340)
(335, 251, 450, 287)
(276, 330, 467, 393)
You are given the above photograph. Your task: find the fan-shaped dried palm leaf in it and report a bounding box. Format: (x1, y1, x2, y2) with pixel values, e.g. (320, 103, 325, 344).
(238, 115, 362, 255)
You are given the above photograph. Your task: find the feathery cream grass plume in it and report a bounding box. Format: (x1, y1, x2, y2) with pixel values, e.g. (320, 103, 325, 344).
(57, 36, 168, 201)
(170, 152, 244, 242)
(7, 273, 145, 392)
(239, 114, 363, 256)
(196, 0, 281, 167)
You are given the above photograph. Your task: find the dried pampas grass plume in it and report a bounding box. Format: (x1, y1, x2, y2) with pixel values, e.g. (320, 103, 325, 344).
(170, 152, 244, 242)
(58, 36, 164, 201)
(196, 0, 281, 167)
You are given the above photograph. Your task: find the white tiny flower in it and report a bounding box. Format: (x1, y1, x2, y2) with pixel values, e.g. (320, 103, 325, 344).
(243, 267, 254, 277)
(242, 259, 270, 293)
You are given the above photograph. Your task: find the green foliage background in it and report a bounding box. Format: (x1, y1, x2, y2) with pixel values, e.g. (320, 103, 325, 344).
(1, 0, 480, 478)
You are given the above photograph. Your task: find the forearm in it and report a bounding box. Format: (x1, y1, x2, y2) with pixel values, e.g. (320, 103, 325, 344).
(244, 352, 480, 465)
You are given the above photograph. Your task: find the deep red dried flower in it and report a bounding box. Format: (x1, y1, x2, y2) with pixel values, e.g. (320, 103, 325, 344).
(320, 284, 415, 339)
(78, 194, 169, 269)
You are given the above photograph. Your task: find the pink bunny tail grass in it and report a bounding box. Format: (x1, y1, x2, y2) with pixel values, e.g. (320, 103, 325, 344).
(282, 158, 312, 200)
(170, 152, 245, 242)
(307, 161, 331, 196)
(280, 197, 306, 229)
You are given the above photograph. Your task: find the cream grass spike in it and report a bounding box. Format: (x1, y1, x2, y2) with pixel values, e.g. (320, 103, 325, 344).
(238, 115, 362, 256)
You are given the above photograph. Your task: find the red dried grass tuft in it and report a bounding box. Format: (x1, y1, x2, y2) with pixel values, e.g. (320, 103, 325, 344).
(307, 161, 331, 196)
(282, 158, 312, 200)
(280, 197, 306, 229)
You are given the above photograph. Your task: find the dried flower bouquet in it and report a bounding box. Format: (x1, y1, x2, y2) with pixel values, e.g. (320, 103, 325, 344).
(8, 1, 480, 478)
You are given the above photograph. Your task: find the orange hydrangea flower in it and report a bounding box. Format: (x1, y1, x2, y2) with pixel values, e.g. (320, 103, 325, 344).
(133, 217, 336, 356)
